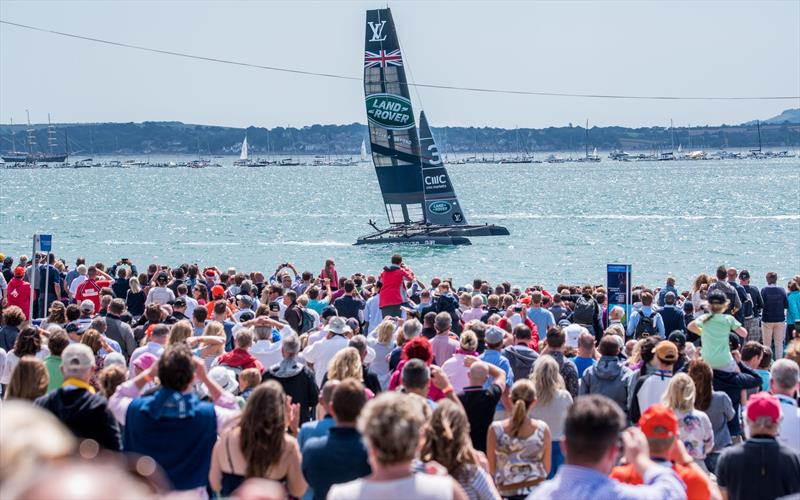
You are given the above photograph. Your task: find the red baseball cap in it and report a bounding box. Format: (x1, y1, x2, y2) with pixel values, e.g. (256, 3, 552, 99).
(205, 269, 216, 277)
(639, 404, 678, 438)
(211, 285, 225, 297)
(746, 392, 781, 424)
(13, 266, 25, 278)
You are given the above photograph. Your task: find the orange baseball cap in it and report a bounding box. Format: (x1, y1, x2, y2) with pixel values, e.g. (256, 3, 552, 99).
(639, 404, 678, 438)
(13, 266, 25, 278)
(211, 285, 225, 297)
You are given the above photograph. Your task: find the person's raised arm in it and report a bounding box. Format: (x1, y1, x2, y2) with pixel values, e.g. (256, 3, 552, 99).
(431, 365, 461, 405)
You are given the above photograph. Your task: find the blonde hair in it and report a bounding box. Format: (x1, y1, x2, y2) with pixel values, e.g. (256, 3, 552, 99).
(98, 364, 127, 398)
(167, 320, 193, 346)
(421, 399, 477, 474)
(375, 320, 396, 345)
(80, 329, 103, 354)
(358, 392, 426, 465)
(0, 401, 76, 485)
(459, 330, 478, 352)
(5, 357, 49, 401)
(662, 373, 696, 412)
(327, 347, 363, 382)
(531, 355, 563, 405)
(201, 322, 226, 356)
(239, 368, 261, 391)
(128, 277, 141, 294)
(509, 379, 536, 437)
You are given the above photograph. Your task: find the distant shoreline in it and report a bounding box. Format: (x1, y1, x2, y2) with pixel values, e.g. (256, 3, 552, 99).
(2, 114, 800, 156)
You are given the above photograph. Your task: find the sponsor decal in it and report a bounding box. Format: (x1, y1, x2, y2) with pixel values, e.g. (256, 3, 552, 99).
(452, 212, 463, 223)
(364, 49, 403, 68)
(429, 201, 452, 215)
(368, 21, 387, 42)
(366, 93, 415, 130)
(424, 173, 448, 190)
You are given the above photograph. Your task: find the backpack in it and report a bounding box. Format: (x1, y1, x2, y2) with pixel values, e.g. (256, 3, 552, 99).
(298, 308, 315, 334)
(635, 311, 658, 338)
(723, 286, 739, 315)
(572, 296, 597, 325)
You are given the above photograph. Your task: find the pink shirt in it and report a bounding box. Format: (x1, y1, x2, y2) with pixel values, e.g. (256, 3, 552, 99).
(430, 333, 459, 366)
(461, 307, 485, 323)
(441, 353, 470, 393)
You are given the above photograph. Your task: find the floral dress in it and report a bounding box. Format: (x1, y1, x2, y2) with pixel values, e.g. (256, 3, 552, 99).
(675, 408, 714, 460)
(491, 420, 547, 497)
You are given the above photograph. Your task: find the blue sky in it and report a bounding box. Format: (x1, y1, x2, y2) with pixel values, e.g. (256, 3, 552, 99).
(1, 0, 798, 128)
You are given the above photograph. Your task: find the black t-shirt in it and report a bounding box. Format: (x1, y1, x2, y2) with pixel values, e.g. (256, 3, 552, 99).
(716, 436, 800, 500)
(458, 384, 502, 453)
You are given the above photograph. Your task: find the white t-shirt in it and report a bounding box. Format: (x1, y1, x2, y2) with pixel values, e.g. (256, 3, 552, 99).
(301, 334, 349, 386)
(0, 348, 49, 384)
(145, 286, 175, 306)
(69, 275, 87, 297)
(328, 473, 453, 500)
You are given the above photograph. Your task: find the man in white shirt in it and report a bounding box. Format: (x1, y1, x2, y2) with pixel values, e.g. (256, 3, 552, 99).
(145, 273, 175, 306)
(771, 359, 800, 451)
(302, 316, 352, 386)
(69, 265, 88, 299)
(128, 324, 168, 377)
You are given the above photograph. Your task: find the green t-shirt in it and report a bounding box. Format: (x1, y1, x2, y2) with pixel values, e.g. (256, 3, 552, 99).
(43, 355, 64, 393)
(697, 313, 741, 369)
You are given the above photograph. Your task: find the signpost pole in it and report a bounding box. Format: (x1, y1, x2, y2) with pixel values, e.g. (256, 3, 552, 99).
(29, 234, 38, 320)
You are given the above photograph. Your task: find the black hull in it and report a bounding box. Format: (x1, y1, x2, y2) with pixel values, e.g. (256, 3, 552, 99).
(2, 153, 69, 163)
(355, 223, 509, 246)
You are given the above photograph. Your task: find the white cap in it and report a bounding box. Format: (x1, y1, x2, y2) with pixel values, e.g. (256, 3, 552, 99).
(61, 344, 95, 376)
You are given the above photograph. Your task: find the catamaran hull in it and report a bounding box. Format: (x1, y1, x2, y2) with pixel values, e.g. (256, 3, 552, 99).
(355, 224, 509, 246)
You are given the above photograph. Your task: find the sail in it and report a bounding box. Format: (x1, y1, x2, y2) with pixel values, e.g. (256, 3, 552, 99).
(419, 111, 467, 226)
(240, 136, 248, 160)
(360, 139, 368, 161)
(364, 8, 425, 225)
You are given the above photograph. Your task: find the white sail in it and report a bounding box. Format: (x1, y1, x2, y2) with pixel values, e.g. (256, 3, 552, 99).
(240, 136, 248, 160)
(360, 139, 367, 162)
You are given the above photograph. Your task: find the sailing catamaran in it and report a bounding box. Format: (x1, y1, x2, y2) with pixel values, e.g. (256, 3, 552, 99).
(356, 8, 509, 245)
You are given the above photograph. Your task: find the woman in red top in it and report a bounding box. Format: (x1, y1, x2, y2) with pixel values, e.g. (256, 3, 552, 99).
(320, 259, 339, 291)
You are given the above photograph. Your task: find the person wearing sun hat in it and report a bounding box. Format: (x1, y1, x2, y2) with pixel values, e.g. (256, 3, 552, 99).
(629, 340, 677, 423)
(716, 392, 800, 500)
(611, 404, 716, 499)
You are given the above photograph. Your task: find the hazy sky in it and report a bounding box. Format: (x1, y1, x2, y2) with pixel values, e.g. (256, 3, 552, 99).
(1, 0, 798, 129)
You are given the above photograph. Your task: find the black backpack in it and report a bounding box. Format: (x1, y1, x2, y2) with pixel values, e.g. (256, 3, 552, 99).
(635, 311, 658, 338)
(723, 286, 739, 315)
(298, 308, 315, 334)
(572, 296, 596, 325)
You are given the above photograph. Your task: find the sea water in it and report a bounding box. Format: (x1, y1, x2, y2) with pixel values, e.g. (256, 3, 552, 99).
(1, 156, 798, 289)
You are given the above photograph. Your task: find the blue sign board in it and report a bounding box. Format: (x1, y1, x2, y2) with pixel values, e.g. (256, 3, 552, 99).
(39, 234, 52, 253)
(607, 263, 632, 321)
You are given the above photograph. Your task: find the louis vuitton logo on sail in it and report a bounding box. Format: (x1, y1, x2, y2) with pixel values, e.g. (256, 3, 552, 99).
(368, 21, 387, 41)
(365, 94, 415, 130)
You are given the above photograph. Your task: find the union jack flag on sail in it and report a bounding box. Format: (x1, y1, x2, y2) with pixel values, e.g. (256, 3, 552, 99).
(364, 49, 403, 68)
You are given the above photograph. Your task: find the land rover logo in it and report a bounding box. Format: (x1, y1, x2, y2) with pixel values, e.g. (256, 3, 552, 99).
(429, 201, 452, 215)
(365, 93, 415, 130)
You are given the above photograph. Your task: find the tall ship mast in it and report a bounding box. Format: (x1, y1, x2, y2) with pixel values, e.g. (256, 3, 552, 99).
(2, 111, 69, 164)
(356, 8, 508, 245)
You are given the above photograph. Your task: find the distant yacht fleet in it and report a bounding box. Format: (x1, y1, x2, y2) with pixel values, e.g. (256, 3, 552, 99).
(1, 116, 795, 169)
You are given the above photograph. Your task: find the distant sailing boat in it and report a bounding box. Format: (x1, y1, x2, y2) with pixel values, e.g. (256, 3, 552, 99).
(360, 139, 368, 162)
(233, 135, 249, 165)
(576, 120, 600, 162)
(356, 8, 509, 245)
